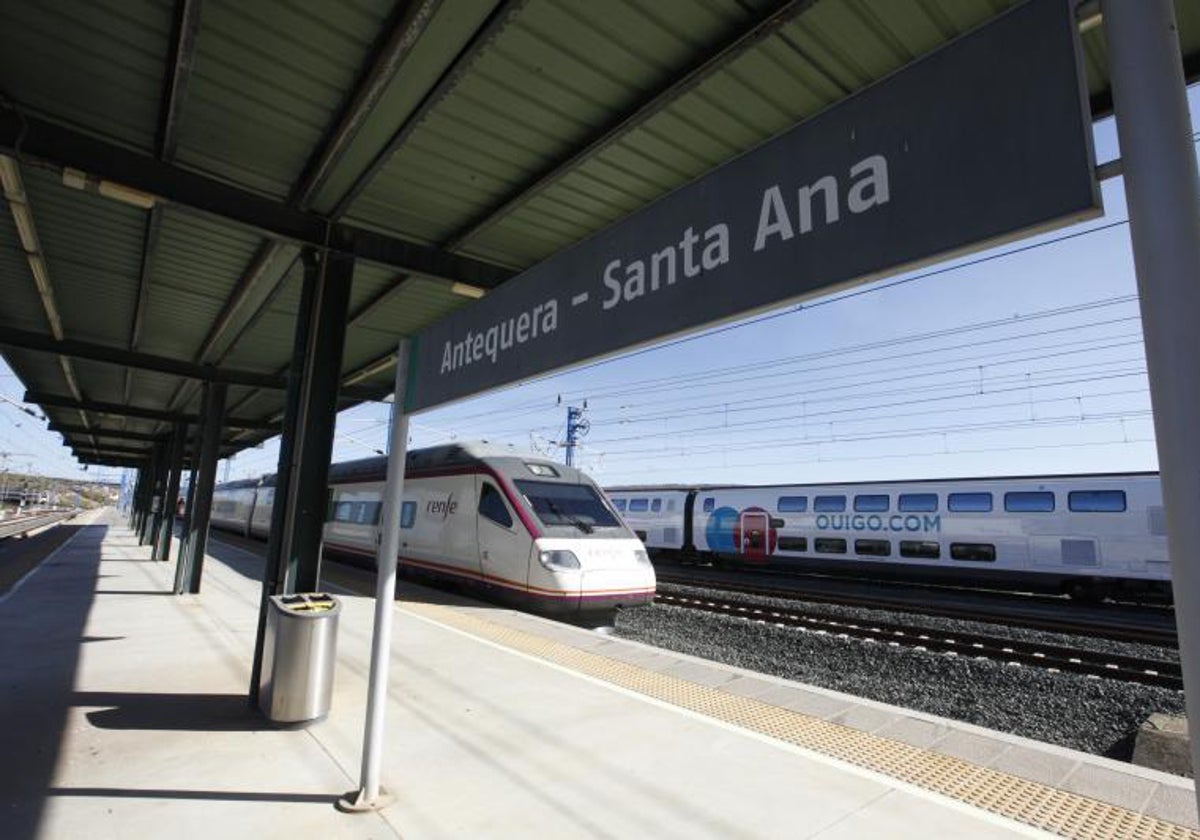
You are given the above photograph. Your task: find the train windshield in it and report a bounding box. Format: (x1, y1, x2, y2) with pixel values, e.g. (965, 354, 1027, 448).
(514, 480, 623, 533)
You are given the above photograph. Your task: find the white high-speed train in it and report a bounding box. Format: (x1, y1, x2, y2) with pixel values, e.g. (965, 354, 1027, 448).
(606, 473, 1170, 600)
(210, 443, 656, 618)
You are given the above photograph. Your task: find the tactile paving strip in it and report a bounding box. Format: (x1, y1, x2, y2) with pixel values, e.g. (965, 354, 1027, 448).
(403, 601, 1198, 840)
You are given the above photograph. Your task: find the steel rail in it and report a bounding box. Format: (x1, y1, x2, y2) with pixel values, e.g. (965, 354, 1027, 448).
(655, 589, 1182, 690)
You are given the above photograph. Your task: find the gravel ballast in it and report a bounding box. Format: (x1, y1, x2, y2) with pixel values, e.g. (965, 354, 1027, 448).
(613, 584, 1186, 766)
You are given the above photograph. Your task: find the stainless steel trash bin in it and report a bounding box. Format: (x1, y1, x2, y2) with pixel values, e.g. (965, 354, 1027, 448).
(258, 593, 340, 724)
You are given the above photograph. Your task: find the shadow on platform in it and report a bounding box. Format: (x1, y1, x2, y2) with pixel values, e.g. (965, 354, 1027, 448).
(78, 691, 270, 732)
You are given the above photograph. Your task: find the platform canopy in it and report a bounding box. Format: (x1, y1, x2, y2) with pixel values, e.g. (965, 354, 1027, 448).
(0, 0, 1197, 467)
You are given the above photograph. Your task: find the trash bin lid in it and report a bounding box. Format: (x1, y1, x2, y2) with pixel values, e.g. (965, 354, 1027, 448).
(270, 592, 340, 615)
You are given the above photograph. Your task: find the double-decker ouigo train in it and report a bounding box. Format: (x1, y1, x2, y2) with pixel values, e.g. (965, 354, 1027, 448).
(607, 473, 1171, 601)
(210, 443, 656, 620)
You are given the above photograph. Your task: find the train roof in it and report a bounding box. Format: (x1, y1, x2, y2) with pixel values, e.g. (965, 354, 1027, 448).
(605, 472, 1160, 494)
(322, 442, 590, 485)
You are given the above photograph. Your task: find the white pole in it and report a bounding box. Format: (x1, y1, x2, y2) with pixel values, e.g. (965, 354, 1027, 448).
(1103, 0, 1200, 813)
(339, 340, 410, 812)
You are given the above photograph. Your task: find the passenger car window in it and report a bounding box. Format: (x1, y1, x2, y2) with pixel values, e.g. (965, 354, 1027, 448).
(612, 498, 627, 512)
(814, 496, 846, 512)
(400, 501, 416, 529)
(478, 483, 513, 528)
(1069, 490, 1127, 512)
(854, 495, 889, 512)
(1005, 492, 1054, 512)
(703, 497, 715, 513)
(898, 494, 938, 512)
(651, 498, 662, 512)
(777, 496, 807, 512)
(628, 498, 649, 512)
(948, 493, 992, 512)
(951, 542, 996, 562)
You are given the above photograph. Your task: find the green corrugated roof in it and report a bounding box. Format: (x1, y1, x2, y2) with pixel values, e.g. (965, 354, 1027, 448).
(0, 0, 1195, 465)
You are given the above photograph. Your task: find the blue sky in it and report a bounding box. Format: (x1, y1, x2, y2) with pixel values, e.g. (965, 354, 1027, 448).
(2, 86, 1197, 489)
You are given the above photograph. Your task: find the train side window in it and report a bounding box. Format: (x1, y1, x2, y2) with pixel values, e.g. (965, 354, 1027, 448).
(400, 501, 416, 529)
(703, 497, 715, 512)
(478, 484, 513, 528)
(855, 539, 891, 556)
(814, 537, 847, 554)
(948, 493, 992, 512)
(778, 536, 807, 551)
(854, 494, 889, 512)
(1069, 490, 1127, 512)
(1004, 491, 1054, 512)
(777, 496, 807, 512)
(898, 493, 938, 512)
(629, 498, 649, 512)
(334, 501, 356, 523)
(814, 495, 846, 512)
(950, 542, 996, 562)
(667, 499, 676, 512)
(612, 498, 627, 512)
(651, 498, 662, 513)
(900, 540, 940, 559)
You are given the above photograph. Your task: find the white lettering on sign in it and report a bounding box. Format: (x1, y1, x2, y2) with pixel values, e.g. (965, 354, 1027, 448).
(753, 154, 890, 252)
(601, 224, 730, 311)
(435, 153, 890, 381)
(440, 299, 559, 373)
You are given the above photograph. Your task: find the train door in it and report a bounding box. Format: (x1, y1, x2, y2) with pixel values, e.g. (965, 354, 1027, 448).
(475, 475, 525, 587)
(738, 510, 770, 561)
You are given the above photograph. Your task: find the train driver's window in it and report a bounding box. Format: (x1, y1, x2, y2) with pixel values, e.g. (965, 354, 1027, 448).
(948, 493, 992, 512)
(1004, 491, 1054, 512)
(479, 484, 513, 528)
(400, 501, 416, 529)
(703, 497, 715, 512)
(814, 495, 846, 512)
(1069, 490, 1127, 512)
(898, 493, 938, 512)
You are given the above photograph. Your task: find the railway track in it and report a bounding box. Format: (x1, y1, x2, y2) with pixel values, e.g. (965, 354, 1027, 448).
(655, 589, 1183, 690)
(654, 570, 1178, 647)
(0, 510, 75, 540)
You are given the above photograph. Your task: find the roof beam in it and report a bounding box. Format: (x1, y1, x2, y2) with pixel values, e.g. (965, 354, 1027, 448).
(50, 424, 169, 444)
(0, 325, 287, 389)
(293, 0, 443, 210)
(157, 0, 204, 161)
(330, 0, 529, 219)
(0, 104, 515, 288)
(27, 392, 278, 430)
(443, 0, 817, 251)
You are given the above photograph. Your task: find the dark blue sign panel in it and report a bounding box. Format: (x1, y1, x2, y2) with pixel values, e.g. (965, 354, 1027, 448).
(406, 0, 1099, 413)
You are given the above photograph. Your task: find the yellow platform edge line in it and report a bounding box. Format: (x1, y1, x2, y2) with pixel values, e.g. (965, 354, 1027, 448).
(402, 601, 1197, 840)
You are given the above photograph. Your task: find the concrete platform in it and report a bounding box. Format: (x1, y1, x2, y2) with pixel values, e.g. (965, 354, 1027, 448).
(1, 509, 1196, 839)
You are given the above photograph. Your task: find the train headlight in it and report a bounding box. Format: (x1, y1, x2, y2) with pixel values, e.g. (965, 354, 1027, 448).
(538, 549, 581, 571)
(634, 549, 651, 566)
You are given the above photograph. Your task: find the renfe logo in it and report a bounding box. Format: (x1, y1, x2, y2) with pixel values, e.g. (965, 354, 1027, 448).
(427, 494, 458, 519)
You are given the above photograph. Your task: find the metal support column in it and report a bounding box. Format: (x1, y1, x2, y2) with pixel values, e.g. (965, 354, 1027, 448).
(128, 468, 142, 530)
(339, 340, 410, 813)
(155, 421, 187, 562)
(147, 439, 169, 554)
(249, 283, 310, 702)
(139, 445, 163, 545)
(184, 381, 227, 594)
(1104, 0, 1200, 807)
(173, 457, 198, 592)
(287, 248, 353, 592)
